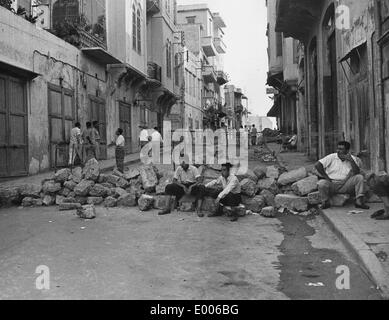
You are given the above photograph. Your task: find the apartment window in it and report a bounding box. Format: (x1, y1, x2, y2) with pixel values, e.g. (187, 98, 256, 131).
(186, 16, 196, 24)
(293, 40, 299, 64)
(132, 4, 142, 54)
(166, 40, 172, 78)
(276, 32, 283, 57)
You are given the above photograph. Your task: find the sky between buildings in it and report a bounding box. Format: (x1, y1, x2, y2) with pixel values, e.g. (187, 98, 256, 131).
(178, 0, 272, 117)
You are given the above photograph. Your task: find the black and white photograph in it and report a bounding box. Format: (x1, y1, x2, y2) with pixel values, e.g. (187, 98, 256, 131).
(0, 0, 388, 305)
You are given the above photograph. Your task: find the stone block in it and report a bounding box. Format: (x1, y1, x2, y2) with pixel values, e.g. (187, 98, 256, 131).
(89, 184, 110, 198)
(240, 178, 257, 197)
(124, 168, 140, 181)
(278, 167, 308, 186)
(75, 196, 88, 205)
(253, 166, 267, 179)
(74, 180, 95, 197)
(261, 207, 276, 218)
(83, 158, 100, 181)
(19, 184, 42, 199)
(42, 181, 62, 194)
(22, 197, 42, 207)
(77, 204, 96, 219)
(87, 197, 104, 205)
(242, 195, 266, 213)
(236, 169, 259, 183)
(292, 176, 319, 196)
(42, 195, 56, 206)
(54, 168, 71, 183)
(138, 195, 155, 211)
(154, 195, 172, 210)
(260, 189, 276, 207)
(275, 194, 309, 212)
(139, 165, 159, 191)
(113, 187, 128, 199)
(64, 181, 77, 191)
(257, 178, 279, 194)
(179, 195, 196, 212)
(308, 191, 322, 205)
(117, 193, 137, 207)
(56, 195, 65, 205)
(104, 197, 118, 208)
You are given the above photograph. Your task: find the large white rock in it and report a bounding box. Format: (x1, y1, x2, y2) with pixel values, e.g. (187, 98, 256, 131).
(266, 166, 280, 179)
(83, 158, 100, 181)
(139, 165, 159, 191)
(240, 179, 257, 197)
(77, 204, 96, 219)
(292, 176, 319, 196)
(278, 167, 308, 186)
(54, 168, 71, 183)
(74, 180, 95, 197)
(242, 196, 266, 213)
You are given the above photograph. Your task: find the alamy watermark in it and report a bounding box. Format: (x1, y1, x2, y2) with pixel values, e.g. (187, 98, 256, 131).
(140, 121, 249, 175)
(35, 265, 50, 290)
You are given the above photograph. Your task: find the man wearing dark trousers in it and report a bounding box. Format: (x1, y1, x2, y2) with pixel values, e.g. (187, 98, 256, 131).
(159, 155, 204, 217)
(205, 163, 242, 222)
(315, 141, 369, 210)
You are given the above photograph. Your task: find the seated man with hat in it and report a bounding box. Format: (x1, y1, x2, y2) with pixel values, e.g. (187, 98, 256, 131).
(205, 163, 242, 221)
(159, 155, 204, 216)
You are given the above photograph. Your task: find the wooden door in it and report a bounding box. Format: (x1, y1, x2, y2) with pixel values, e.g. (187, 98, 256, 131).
(0, 73, 28, 177)
(48, 84, 75, 168)
(119, 101, 132, 154)
(89, 96, 107, 160)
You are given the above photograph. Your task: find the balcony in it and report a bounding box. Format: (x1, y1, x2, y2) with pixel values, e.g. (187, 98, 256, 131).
(201, 36, 217, 57)
(147, 0, 161, 16)
(214, 37, 226, 54)
(202, 65, 217, 84)
(147, 62, 162, 88)
(216, 70, 229, 85)
(276, 0, 323, 41)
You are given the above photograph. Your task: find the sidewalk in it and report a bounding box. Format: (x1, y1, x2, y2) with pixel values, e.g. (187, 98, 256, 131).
(0, 153, 140, 187)
(269, 143, 389, 299)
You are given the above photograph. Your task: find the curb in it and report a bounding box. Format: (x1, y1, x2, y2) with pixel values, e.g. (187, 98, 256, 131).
(321, 208, 389, 299)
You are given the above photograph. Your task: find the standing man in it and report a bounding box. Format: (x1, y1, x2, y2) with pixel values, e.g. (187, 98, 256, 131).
(68, 122, 82, 166)
(139, 125, 149, 150)
(159, 155, 204, 217)
(82, 122, 96, 162)
(205, 163, 242, 221)
(115, 128, 125, 173)
(315, 141, 369, 210)
(92, 121, 101, 160)
(251, 125, 258, 147)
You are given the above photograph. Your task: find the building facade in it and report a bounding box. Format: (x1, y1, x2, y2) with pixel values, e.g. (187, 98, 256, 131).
(268, 0, 388, 173)
(266, 0, 300, 144)
(177, 4, 229, 130)
(0, 0, 185, 178)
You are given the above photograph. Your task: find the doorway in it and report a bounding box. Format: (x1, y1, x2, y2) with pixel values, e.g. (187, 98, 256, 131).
(0, 72, 28, 177)
(119, 101, 133, 154)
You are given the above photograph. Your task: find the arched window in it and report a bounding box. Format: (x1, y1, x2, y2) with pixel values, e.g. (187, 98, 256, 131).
(137, 8, 141, 54)
(132, 5, 137, 51)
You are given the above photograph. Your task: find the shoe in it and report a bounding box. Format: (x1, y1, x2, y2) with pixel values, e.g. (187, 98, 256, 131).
(208, 211, 223, 218)
(197, 211, 204, 218)
(371, 210, 385, 219)
(158, 209, 171, 216)
(375, 214, 389, 220)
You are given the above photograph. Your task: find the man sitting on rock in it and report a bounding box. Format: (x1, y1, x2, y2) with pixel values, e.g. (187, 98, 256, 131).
(204, 163, 242, 222)
(367, 172, 389, 220)
(315, 141, 369, 210)
(158, 155, 204, 217)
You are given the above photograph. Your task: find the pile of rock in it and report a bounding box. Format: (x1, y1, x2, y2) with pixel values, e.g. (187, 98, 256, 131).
(0, 159, 177, 215)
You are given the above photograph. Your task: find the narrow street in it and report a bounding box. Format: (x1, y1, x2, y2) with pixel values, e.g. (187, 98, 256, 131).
(0, 148, 382, 300)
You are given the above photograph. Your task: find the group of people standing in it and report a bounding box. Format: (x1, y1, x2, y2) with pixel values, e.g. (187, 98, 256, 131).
(69, 121, 101, 166)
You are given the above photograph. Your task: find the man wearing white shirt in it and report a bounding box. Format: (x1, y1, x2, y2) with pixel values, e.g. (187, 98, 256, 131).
(205, 163, 242, 221)
(115, 128, 125, 173)
(139, 126, 150, 149)
(315, 141, 369, 210)
(68, 122, 82, 166)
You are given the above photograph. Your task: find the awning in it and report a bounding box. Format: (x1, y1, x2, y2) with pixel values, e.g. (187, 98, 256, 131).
(266, 72, 284, 89)
(0, 61, 40, 79)
(267, 103, 281, 118)
(81, 47, 122, 65)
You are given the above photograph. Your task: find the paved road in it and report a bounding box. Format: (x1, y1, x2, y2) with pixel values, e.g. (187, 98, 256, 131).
(0, 205, 382, 300)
